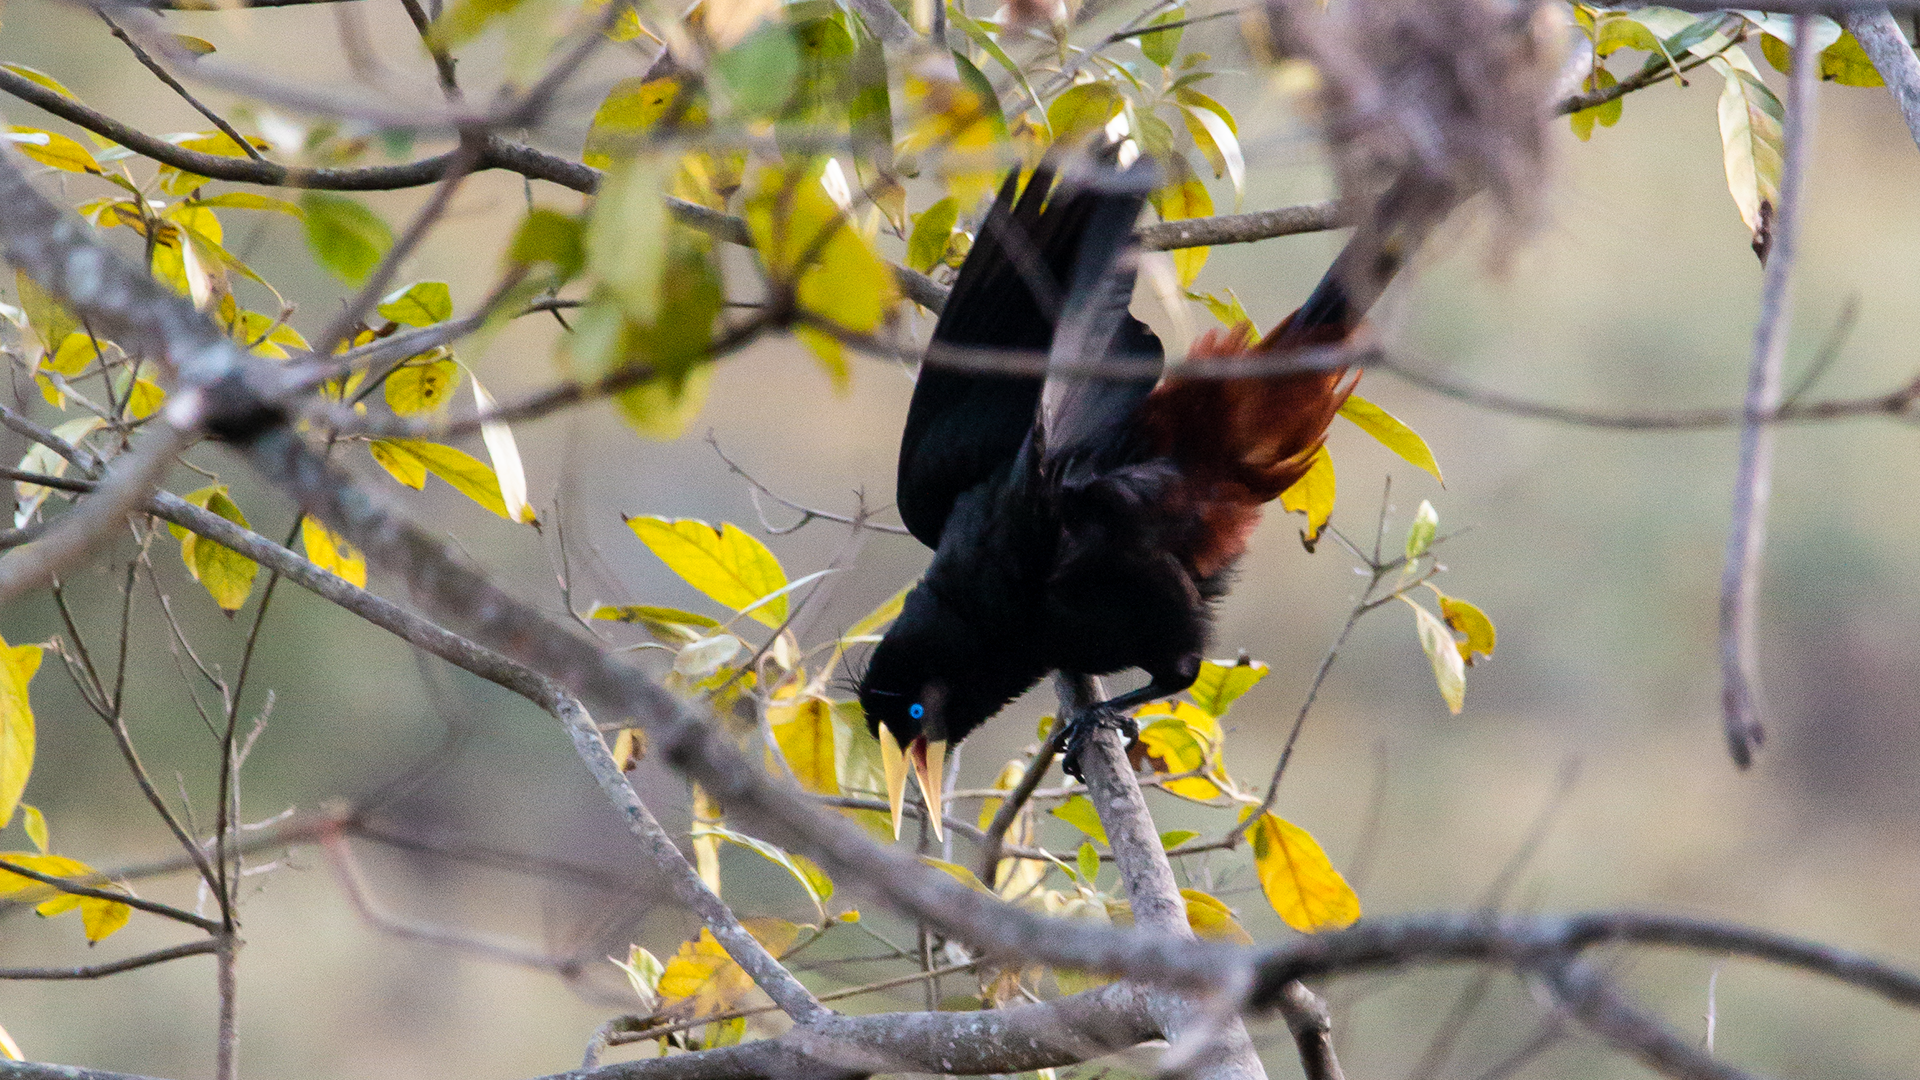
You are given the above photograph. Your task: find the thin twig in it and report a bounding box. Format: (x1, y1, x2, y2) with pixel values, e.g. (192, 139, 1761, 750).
(1720, 12, 1818, 768)
(0, 939, 220, 980)
(99, 10, 265, 161)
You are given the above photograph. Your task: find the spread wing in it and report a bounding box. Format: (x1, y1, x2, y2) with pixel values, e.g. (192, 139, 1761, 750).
(896, 163, 1150, 548)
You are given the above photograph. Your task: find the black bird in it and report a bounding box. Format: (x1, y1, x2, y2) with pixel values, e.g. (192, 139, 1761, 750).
(859, 155, 1383, 837)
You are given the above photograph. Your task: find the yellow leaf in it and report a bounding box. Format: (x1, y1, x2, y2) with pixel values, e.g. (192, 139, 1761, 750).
(898, 55, 1005, 207)
(768, 693, 838, 795)
(742, 162, 898, 337)
(1437, 592, 1496, 666)
(0, 1018, 21, 1060)
(126, 378, 165, 421)
(367, 439, 514, 520)
(0, 641, 35, 833)
(1181, 888, 1253, 944)
(1278, 445, 1335, 546)
(1408, 599, 1466, 714)
(920, 856, 993, 893)
(1338, 393, 1443, 485)
(1246, 811, 1360, 932)
(583, 77, 687, 169)
(45, 331, 102, 377)
(176, 487, 258, 612)
(6, 127, 103, 175)
(368, 438, 427, 489)
(1134, 701, 1224, 800)
(301, 516, 367, 588)
(656, 928, 754, 1017)
(625, 517, 789, 627)
(657, 919, 799, 1018)
(1187, 658, 1269, 717)
(383, 355, 460, 416)
(0, 852, 133, 942)
(1820, 31, 1884, 87)
(1149, 174, 1213, 287)
(20, 803, 47, 853)
(1568, 67, 1623, 141)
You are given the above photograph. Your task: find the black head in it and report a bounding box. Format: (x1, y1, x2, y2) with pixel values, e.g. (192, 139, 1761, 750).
(856, 581, 1048, 753)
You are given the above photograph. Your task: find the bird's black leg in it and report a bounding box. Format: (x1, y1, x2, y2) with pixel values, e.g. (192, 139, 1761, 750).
(1059, 678, 1189, 781)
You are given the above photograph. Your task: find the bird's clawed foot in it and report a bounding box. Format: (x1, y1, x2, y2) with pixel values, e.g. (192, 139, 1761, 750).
(1059, 704, 1139, 782)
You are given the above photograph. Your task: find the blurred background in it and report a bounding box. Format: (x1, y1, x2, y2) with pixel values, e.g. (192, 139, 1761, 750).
(1, 2, 1919, 1078)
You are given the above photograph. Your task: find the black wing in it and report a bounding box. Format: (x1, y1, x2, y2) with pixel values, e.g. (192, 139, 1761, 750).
(896, 163, 1149, 548)
(1039, 162, 1162, 476)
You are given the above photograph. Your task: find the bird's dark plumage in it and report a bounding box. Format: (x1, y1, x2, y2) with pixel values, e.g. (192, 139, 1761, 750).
(861, 154, 1371, 795)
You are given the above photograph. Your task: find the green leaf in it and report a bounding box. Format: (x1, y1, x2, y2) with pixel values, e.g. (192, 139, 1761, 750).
(697, 824, 831, 923)
(1338, 393, 1443, 485)
(1408, 599, 1466, 714)
(188, 193, 303, 219)
(588, 158, 671, 326)
(177, 486, 259, 613)
(1075, 841, 1100, 885)
(1050, 795, 1109, 846)
(624, 517, 789, 627)
(1405, 499, 1438, 560)
(1160, 829, 1199, 850)
(367, 438, 515, 520)
(907, 196, 960, 274)
(712, 22, 801, 117)
(377, 281, 453, 327)
(1245, 810, 1360, 932)
(591, 604, 722, 643)
(0, 637, 40, 832)
(383, 355, 460, 416)
(1709, 51, 1785, 242)
(19, 804, 47, 853)
(1046, 82, 1124, 142)
(612, 945, 666, 1010)
(1187, 658, 1269, 717)
(299, 192, 394, 286)
(14, 271, 77, 353)
(508, 208, 586, 279)
(1138, 4, 1187, 67)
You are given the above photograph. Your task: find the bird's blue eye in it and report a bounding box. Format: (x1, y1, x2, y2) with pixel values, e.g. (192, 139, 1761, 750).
(909, 703, 925, 719)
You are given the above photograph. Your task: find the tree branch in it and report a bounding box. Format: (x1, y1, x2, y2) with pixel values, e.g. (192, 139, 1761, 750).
(1842, 6, 1920, 152)
(1059, 674, 1269, 1080)
(1720, 12, 1818, 768)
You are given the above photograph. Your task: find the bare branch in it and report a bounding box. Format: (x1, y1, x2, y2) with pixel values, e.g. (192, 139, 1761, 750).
(1720, 13, 1819, 767)
(1842, 7, 1920, 152)
(0, 856, 222, 933)
(0, 939, 220, 981)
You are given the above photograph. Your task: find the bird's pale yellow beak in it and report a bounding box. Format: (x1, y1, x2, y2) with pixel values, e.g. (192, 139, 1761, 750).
(878, 725, 908, 840)
(912, 737, 947, 842)
(877, 728, 947, 841)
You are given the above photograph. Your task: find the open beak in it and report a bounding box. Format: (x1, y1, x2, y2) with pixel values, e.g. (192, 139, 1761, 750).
(911, 737, 946, 841)
(877, 728, 948, 841)
(878, 725, 908, 840)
